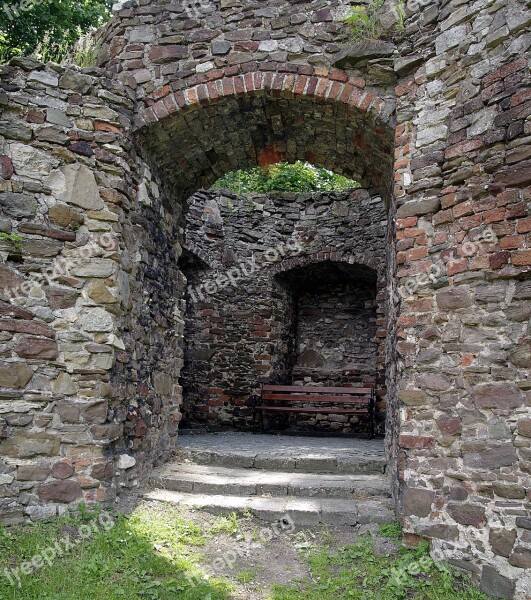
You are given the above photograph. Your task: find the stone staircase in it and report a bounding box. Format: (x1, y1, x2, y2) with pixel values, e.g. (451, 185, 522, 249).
(145, 433, 395, 526)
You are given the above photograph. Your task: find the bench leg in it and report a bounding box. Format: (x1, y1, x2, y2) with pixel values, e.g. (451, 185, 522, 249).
(260, 410, 265, 434)
(369, 393, 375, 439)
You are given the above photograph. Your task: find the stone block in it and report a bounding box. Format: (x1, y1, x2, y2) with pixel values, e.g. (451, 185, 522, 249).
(473, 382, 523, 410)
(0, 361, 33, 388)
(489, 528, 516, 558)
(14, 337, 59, 360)
(1, 432, 60, 458)
(38, 480, 83, 503)
(462, 443, 517, 470)
(508, 547, 531, 569)
(447, 502, 486, 527)
(0, 192, 37, 218)
(403, 487, 434, 517)
(58, 164, 103, 210)
(436, 287, 473, 309)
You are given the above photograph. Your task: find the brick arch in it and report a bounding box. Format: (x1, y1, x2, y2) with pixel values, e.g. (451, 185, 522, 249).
(272, 251, 382, 279)
(135, 64, 395, 204)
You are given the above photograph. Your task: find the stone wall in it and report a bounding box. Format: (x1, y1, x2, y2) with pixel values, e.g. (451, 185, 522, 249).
(180, 188, 388, 432)
(0, 59, 184, 521)
(0, 0, 529, 595)
(393, 0, 531, 597)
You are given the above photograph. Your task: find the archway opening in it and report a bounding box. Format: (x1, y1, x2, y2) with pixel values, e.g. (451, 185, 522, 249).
(134, 82, 396, 440)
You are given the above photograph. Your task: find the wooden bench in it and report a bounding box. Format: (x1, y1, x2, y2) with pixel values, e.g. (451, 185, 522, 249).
(248, 384, 376, 438)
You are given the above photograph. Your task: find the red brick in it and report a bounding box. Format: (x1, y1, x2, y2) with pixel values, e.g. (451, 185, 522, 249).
(484, 208, 505, 224)
(500, 235, 524, 249)
(0, 155, 13, 179)
(244, 72, 254, 92)
(399, 435, 436, 450)
(186, 87, 200, 105)
(447, 258, 468, 276)
(348, 76, 365, 89)
(483, 58, 527, 87)
(512, 250, 531, 265)
(222, 77, 234, 96)
(396, 217, 418, 229)
(233, 75, 245, 95)
(517, 217, 531, 234)
(327, 81, 343, 100)
(152, 100, 168, 120)
(152, 85, 170, 100)
(315, 78, 329, 98)
(433, 209, 454, 226)
(329, 69, 348, 82)
(489, 251, 510, 269)
(294, 75, 308, 95)
(445, 139, 483, 159)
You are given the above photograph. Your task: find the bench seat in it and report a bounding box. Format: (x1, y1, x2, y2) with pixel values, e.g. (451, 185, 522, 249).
(249, 384, 375, 438)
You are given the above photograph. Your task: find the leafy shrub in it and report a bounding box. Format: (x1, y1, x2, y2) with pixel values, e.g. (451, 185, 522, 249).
(212, 162, 360, 195)
(344, 0, 405, 41)
(0, 0, 111, 64)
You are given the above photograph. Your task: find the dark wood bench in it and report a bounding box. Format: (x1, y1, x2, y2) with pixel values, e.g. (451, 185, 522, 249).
(248, 384, 375, 438)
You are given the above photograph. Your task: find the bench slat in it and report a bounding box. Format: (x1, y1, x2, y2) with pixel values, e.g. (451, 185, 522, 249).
(262, 394, 370, 403)
(255, 407, 369, 414)
(262, 384, 373, 394)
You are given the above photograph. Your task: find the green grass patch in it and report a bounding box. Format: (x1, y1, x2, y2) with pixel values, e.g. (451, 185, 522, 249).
(271, 532, 487, 600)
(0, 504, 231, 600)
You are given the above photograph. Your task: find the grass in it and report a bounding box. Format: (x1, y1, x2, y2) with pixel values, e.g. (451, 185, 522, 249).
(0, 507, 487, 600)
(271, 524, 488, 600)
(0, 503, 232, 600)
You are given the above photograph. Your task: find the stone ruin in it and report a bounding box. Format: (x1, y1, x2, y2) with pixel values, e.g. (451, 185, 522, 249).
(0, 0, 529, 596)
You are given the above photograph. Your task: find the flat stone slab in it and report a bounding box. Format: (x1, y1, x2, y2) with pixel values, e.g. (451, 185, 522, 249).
(150, 463, 391, 499)
(177, 432, 386, 475)
(144, 489, 395, 527)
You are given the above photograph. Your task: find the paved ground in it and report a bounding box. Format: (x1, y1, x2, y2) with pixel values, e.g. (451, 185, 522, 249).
(177, 432, 385, 463)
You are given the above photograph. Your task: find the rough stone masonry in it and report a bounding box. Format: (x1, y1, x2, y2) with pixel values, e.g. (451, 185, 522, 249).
(0, 0, 529, 597)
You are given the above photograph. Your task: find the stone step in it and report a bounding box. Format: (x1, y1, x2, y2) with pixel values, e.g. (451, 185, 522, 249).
(144, 489, 395, 526)
(150, 462, 391, 499)
(178, 445, 386, 475)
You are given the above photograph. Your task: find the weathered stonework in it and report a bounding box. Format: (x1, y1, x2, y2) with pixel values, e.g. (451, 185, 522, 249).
(180, 188, 387, 433)
(0, 0, 529, 596)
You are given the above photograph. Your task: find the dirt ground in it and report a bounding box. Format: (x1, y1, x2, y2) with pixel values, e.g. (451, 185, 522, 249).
(119, 493, 398, 600)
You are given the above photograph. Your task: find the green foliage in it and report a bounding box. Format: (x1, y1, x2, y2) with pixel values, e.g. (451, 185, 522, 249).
(378, 521, 402, 540)
(272, 532, 488, 600)
(0, 231, 22, 251)
(0, 504, 231, 599)
(344, 0, 386, 41)
(212, 162, 360, 195)
(395, 0, 406, 32)
(0, 0, 112, 64)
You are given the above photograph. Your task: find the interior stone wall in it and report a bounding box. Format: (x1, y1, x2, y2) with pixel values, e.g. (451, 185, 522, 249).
(180, 188, 388, 432)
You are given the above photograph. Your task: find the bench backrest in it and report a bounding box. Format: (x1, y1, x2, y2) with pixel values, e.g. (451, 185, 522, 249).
(261, 384, 374, 404)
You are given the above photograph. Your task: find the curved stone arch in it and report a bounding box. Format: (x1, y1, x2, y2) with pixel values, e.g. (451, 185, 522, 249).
(135, 64, 395, 204)
(271, 251, 382, 280)
(139, 66, 393, 130)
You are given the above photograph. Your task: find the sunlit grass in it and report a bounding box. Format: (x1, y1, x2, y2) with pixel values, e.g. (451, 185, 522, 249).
(271, 527, 488, 600)
(0, 503, 231, 600)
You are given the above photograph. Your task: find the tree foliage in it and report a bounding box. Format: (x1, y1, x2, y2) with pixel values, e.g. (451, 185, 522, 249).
(0, 0, 112, 63)
(212, 162, 360, 195)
